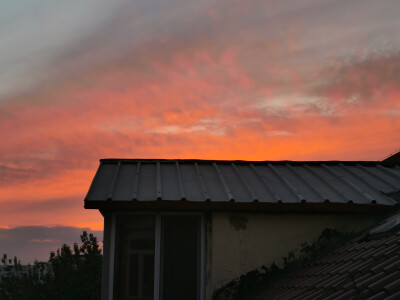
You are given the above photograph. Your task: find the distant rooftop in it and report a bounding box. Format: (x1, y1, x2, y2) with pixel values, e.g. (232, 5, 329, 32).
(383, 150, 400, 164)
(253, 210, 400, 299)
(85, 159, 400, 212)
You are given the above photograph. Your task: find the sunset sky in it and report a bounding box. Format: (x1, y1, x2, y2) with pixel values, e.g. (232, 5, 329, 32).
(1, 0, 400, 262)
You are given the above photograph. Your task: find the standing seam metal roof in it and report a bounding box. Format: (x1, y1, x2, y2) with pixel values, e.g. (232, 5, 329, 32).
(84, 159, 400, 208)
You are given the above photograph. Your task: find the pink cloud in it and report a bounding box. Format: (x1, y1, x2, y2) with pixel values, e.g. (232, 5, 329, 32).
(1, 0, 400, 231)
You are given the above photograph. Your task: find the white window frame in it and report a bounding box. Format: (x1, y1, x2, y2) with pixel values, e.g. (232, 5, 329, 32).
(108, 211, 206, 300)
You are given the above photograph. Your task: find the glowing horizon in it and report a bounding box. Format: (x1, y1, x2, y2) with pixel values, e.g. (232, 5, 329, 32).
(1, 0, 400, 233)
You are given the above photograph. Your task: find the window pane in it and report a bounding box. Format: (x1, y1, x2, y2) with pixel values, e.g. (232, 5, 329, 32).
(143, 254, 154, 297)
(129, 254, 139, 297)
(130, 239, 155, 250)
(114, 216, 155, 300)
(161, 216, 200, 300)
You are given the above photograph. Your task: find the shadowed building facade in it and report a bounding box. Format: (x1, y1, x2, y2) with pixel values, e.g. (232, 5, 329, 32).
(84, 158, 400, 300)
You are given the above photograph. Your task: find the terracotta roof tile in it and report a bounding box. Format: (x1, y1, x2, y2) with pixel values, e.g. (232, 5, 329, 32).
(299, 288, 323, 299)
(328, 261, 355, 275)
(314, 274, 343, 289)
(337, 288, 358, 299)
(298, 288, 326, 299)
(372, 243, 400, 259)
(384, 234, 400, 246)
(364, 238, 390, 249)
(350, 246, 382, 261)
(253, 212, 400, 299)
(370, 256, 400, 274)
(369, 271, 400, 293)
(365, 290, 387, 300)
(358, 288, 374, 298)
(338, 249, 362, 262)
(349, 257, 383, 275)
(386, 290, 400, 300)
(296, 275, 322, 288)
(384, 278, 400, 294)
(355, 272, 387, 290)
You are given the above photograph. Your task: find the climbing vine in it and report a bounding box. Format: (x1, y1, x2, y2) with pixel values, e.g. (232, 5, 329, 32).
(213, 228, 354, 300)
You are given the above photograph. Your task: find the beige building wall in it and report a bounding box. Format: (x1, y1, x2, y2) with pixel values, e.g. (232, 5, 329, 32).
(205, 212, 379, 299)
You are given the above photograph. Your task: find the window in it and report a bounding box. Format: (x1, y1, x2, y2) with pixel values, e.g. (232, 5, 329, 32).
(113, 214, 203, 300)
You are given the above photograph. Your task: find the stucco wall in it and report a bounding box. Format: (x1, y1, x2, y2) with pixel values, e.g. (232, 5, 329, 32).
(206, 212, 378, 298)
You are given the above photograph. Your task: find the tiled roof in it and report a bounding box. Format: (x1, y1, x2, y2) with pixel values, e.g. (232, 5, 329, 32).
(383, 150, 400, 164)
(84, 159, 400, 210)
(252, 213, 400, 299)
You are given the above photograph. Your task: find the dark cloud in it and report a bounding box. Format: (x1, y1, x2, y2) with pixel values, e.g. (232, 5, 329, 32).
(0, 226, 102, 264)
(310, 52, 400, 108)
(1, 197, 81, 214)
(0, 165, 34, 184)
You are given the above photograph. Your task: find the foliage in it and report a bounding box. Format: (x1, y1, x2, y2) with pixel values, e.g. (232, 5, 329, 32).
(0, 231, 102, 300)
(0, 256, 53, 300)
(50, 231, 102, 300)
(213, 228, 354, 300)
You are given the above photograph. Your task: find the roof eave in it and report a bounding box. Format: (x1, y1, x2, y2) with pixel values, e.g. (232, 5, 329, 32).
(84, 200, 396, 214)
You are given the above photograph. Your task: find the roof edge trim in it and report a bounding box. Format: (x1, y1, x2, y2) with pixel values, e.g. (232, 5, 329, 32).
(85, 200, 395, 213)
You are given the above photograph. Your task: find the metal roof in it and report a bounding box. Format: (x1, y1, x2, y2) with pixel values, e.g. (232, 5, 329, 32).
(84, 159, 400, 211)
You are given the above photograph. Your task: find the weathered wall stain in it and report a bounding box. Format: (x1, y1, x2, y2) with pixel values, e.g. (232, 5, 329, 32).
(210, 213, 378, 294)
(229, 215, 248, 231)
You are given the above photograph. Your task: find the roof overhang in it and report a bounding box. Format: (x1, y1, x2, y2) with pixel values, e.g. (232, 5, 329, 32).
(86, 199, 396, 214)
(84, 159, 400, 213)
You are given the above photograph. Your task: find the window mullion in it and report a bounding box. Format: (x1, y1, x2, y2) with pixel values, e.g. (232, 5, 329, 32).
(138, 253, 144, 298)
(154, 214, 161, 300)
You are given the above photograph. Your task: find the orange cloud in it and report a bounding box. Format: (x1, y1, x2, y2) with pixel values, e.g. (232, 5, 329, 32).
(1, 1, 400, 232)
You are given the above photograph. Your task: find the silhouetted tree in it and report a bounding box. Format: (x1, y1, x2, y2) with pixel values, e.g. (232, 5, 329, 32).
(0, 231, 102, 300)
(49, 231, 102, 300)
